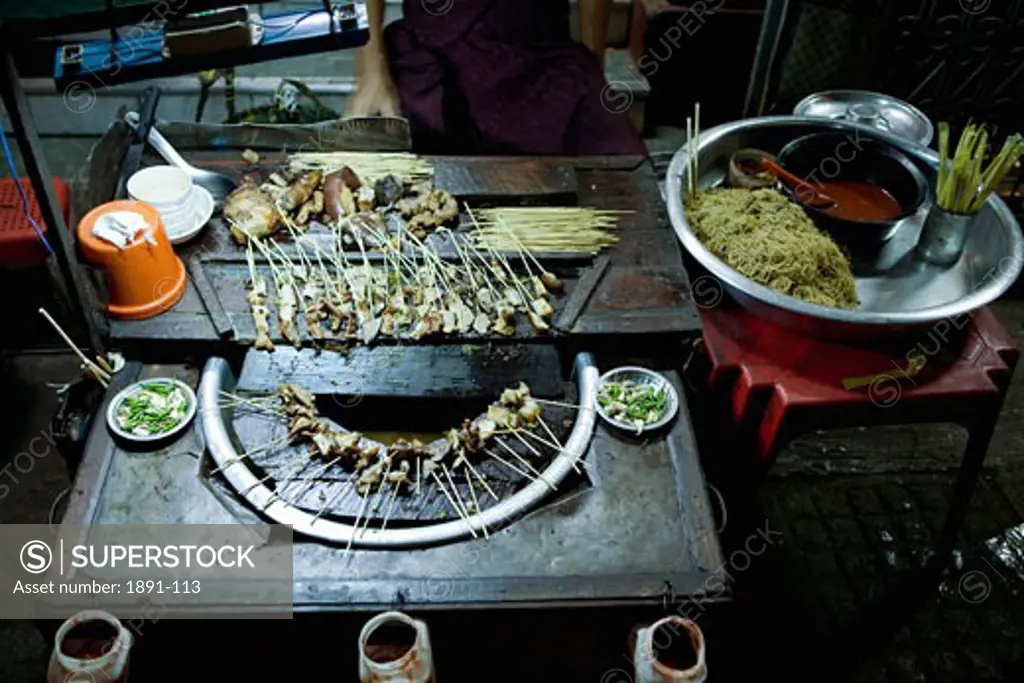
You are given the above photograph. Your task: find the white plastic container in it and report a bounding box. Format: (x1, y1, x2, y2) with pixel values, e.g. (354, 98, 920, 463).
(126, 165, 199, 238)
(47, 610, 134, 683)
(358, 611, 435, 683)
(633, 616, 707, 683)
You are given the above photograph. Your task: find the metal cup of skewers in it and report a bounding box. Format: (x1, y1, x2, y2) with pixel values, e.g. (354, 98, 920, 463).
(917, 123, 1024, 267)
(916, 206, 977, 266)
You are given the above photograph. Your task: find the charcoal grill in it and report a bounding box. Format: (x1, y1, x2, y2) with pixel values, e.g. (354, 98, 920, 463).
(199, 352, 597, 547)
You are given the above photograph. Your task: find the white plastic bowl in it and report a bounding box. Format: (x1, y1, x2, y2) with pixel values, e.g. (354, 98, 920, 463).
(106, 378, 196, 444)
(595, 366, 679, 435)
(127, 165, 192, 207)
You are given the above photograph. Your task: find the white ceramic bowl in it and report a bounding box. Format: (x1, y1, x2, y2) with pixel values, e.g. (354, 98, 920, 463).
(127, 166, 192, 207)
(595, 366, 679, 435)
(166, 186, 214, 244)
(106, 377, 196, 444)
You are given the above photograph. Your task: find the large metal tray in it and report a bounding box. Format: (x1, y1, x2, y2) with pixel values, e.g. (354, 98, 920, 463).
(666, 116, 1024, 340)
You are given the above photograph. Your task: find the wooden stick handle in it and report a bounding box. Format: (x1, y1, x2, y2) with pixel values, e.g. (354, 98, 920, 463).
(38, 308, 111, 381)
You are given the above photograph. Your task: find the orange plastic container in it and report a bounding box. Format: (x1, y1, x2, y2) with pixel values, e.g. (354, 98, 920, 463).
(77, 200, 186, 320)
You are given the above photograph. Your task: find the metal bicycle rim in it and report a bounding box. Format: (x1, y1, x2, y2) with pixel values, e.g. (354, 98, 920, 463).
(198, 352, 598, 548)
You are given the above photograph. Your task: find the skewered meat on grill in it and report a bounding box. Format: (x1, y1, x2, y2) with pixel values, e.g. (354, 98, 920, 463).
(389, 438, 433, 464)
(279, 383, 316, 413)
(500, 382, 531, 408)
(277, 280, 301, 348)
(301, 279, 326, 341)
(226, 177, 281, 244)
(395, 183, 459, 239)
(295, 190, 324, 227)
(246, 276, 275, 351)
(280, 171, 323, 213)
(540, 271, 564, 291)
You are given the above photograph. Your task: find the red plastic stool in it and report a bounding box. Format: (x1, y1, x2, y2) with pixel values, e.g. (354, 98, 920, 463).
(687, 300, 1019, 569)
(0, 177, 70, 266)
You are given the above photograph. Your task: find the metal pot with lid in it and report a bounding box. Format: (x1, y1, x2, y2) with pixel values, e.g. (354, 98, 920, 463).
(794, 90, 934, 147)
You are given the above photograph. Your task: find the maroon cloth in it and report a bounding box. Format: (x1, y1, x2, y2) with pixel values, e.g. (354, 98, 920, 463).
(385, 0, 646, 156)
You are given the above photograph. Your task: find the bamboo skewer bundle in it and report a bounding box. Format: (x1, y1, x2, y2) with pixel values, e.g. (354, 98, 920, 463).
(288, 151, 434, 183)
(468, 207, 630, 254)
(936, 122, 1024, 214)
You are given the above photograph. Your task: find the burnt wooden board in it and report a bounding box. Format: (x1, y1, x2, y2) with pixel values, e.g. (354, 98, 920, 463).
(573, 266, 700, 334)
(236, 345, 566, 398)
(97, 151, 699, 351)
(205, 262, 574, 345)
(432, 158, 577, 203)
(223, 390, 578, 523)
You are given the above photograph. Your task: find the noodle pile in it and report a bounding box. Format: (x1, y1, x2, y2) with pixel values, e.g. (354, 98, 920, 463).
(685, 188, 859, 309)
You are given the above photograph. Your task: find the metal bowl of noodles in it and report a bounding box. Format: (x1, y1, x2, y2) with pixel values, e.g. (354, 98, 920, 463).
(665, 116, 1024, 341)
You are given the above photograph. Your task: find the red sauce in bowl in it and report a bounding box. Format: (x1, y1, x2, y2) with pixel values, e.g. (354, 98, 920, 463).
(815, 181, 903, 221)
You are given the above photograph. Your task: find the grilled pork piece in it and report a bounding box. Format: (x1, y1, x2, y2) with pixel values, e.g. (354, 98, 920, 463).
(277, 281, 302, 348)
(246, 276, 275, 351)
(280, 171, 322, 213)
(226, 178, 281, 244)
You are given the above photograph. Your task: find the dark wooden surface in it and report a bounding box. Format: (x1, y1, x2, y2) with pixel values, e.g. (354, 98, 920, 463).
(99, 152, 700, 354)
(66, 364, 724, 610)
(236, 344, 566, 398)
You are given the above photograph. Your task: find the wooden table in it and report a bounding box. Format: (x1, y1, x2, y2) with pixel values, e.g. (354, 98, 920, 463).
(83, 150, 701, 356)
(62, 358, 725, 679)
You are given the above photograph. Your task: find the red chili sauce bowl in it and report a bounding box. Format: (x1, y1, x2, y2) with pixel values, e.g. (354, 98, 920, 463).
(776, 132, 929, 245)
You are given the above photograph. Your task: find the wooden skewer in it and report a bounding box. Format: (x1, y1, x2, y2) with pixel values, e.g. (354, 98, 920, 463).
(207, 435, 292, 476)
(380, 476, 404, 532)
(242, 472, 276, 494)
(509, 429, 542, 457)
(38, 308, 111, 382)
(262, 458, 322, 504)
(346, 485, 372, 554)
(482, 447, 533, 481)
(95, 355, 116, 375)
(537, 416, 563, 449)
(86, 366, 110, 389)
(443, 463, 475, 527)
(249, 454, 311, 498)
(686, 117, 694, 199)
(507, 427, 559, 452)
(535, 416, 588, 474)
(465, 470, 489, 539)
(282, 456, 343, 506)
(459, 456, 498, 501)
(694, 102, 701, 195)
(360, 458, 394, 537)
(218, 391, 287, 414)
(494, 437, 556, 490)
(312, 480, 354, 525)
(532, 397, 597, 412)
(483, 448, 540, 481)
(431, 469, 478, 538)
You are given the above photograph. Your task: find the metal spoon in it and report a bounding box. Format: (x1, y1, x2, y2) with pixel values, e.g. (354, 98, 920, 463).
(760, 157, 836, 209)
(124, 111, 238, 203)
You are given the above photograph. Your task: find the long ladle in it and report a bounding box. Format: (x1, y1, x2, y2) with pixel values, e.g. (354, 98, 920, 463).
(761, 157, 836, 209)
(125, 111, 238, 204)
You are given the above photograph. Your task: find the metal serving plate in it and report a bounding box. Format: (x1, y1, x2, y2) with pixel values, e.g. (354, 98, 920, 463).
(666, 116, 1024, 340)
